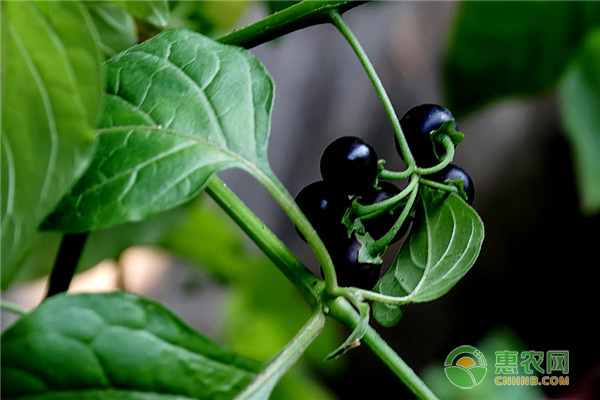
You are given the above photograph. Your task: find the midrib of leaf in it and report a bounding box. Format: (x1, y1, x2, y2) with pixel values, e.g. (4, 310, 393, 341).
(430, 220, 476, 292)
(91, 126, 266, 192)
(408, 196, 476, 300)
(108, 48, 260, 165)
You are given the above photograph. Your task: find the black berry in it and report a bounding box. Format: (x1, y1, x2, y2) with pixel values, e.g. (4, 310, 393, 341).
(360, 181, 410, 243)
(320, 136, 379, 194)
(432, 164, 474, 205)
(295, 181, 349, 244)
(325, 236, 381, 290)
(396, 104, 458, 167)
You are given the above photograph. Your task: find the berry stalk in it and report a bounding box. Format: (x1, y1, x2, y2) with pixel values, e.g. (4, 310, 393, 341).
(351, 174, 419, 218)
(417, 135, 456, 175)
(371, 178, 419, 252)
(329, 10, 417, 172)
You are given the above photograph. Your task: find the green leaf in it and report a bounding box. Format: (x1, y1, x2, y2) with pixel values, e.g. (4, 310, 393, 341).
(1, 1, 102, 286)
(87, 1, 137, 58)
(1, 292, 261, 400)
(109, 0, 170, 28)
(374, 187, 484, 327)
(559, 29, 600, 216)
(444, 2, 600, 114)
(41, 28, 274, 232)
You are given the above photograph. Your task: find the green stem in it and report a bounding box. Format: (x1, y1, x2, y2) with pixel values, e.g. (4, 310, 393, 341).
(206, 176, 432, 396)
(249, 167, 339, 294)
(420, 178, 459, 194)
(371, 177, 419, 252)
(327, 297, 439, 400)
(0, 300, 27, 315)
(236, 308, 326, 400)
(329, 10, 416, 171)
(349, 288, 413, 306)
(205, 177, 322, 307)
(379, 168, 414, 180)
(218, 1, 366, 49)
(353, 174, 419, 217)
(417, 135, 455, 175)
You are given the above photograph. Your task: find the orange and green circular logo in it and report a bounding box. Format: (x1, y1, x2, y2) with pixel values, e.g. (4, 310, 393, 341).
(444, 346, 487, 389)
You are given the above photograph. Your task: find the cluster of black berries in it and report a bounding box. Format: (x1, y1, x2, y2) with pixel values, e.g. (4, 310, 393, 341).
(295, 136, 405, 290)
(295, 104, 474, 290)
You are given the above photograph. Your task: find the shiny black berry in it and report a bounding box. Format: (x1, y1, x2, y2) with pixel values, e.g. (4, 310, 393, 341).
(432, 164, 474, 205)
(320, 136, 378, 194)
(396, 104, 458, 167)
(360, 181, 410, 243)
(326, 236, 381, 290)
(295, 181, 349, 243)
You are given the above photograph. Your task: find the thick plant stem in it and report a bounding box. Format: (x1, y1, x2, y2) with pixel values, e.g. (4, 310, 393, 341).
(218, 1, 366, 49)
(329, 10, 416, 171)
(206, 177, 322, 307)
(46, 232, 89, 298)
(328, 297, 440, 400)
(249, 167, 339, 294)
(206, 177, 438, 399)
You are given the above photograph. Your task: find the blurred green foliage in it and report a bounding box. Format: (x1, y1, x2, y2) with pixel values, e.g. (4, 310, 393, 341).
(445, 1, 600, 215)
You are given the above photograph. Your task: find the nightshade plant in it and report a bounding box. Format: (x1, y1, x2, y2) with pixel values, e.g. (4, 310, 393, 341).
(1, 2, 485, 399)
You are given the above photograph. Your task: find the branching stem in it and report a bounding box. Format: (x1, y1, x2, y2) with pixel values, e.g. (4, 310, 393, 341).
(329, 10, 416, 171)
(218, 1, 365, 49)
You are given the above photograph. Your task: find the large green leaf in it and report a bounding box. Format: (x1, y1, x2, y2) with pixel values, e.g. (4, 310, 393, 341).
(1, 2, 102, 285)
(42, 28, 274, 232)
(559, 29, 600, 216)
(1, 292, 261, 400)
(444, 2, 600, 115)
(374, 187, 484, 327)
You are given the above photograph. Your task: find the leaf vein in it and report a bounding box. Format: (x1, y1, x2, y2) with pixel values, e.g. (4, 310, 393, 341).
(9, 23, 58, 203)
